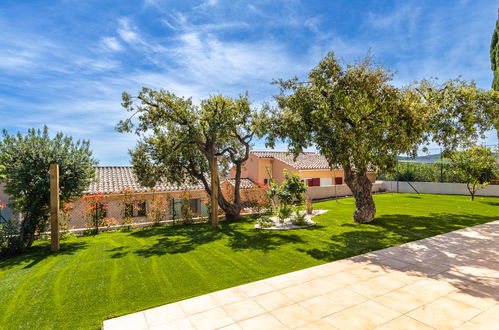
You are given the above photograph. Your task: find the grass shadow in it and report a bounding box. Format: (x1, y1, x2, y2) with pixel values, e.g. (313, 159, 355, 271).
(0, 241, 89, 270)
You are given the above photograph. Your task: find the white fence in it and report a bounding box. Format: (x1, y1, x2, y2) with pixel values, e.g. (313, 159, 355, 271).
(306, 182, 385, 200)
(382, 181, 499, 197)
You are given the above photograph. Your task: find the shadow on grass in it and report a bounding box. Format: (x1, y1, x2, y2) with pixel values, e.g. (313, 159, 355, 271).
(0, 241, 89, 270)
(126, 218, 311, 257)
(480, 200, 499, 207)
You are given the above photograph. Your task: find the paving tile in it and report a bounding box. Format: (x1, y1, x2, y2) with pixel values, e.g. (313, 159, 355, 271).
(381, 270, 422, 285)
(143, 303, 185, 327)
(412, 278, 456, 296)
(279, 278, 334, 302)
(294, 319, 336, 329)
(347, 266, 386, 281)
(103, 311, 148, 330)
(376, 315, 434, 330)
(445, 291, 497, 311)
(407, 296, 482, 329)
(179, 294, 219, 315)
(264, 273, 301, 290)
(271, 304, 320, 328)
(347, 274, 406, 299)
(210, 287, 248, 306)
(323, 300, 400, 329)
(375, 257, 412, 270)
(223, 299, 266, 322)
(373, 286, 439, 314)
(299, 295, 347, 318)
(238, 313, 287, 330)
(456, 304, 499, 329)
(238, 280, 275, 297)
(322, 287, 369, 309)
(188, 307, 234, 330)
(322, 271, 364, 287)
(287, 268, 321, 282)
(218, 324, 242, 330)
(402, 262, 450, 277)
(149, 317, 194, 330)
(253, 291, 294, 311)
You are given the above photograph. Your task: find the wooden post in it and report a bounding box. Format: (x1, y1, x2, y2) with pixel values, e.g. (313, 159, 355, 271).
(50, 163, 60, 252)
(210, 156, 219, 227)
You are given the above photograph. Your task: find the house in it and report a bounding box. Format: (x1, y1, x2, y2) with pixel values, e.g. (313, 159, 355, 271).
(230, 151, 377, 187)
(63, 166, 258, 229)
(228, 151, 382, 200)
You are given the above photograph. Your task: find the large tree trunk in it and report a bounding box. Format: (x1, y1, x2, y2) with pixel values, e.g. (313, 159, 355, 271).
(344, 167, 376, 223)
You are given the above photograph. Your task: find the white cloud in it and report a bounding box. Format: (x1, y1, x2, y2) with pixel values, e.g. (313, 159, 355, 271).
(117, 18, 141, 44)
(101, 36, 124, 51)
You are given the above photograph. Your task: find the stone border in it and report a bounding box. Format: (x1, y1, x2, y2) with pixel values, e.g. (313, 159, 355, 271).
(254, 209, 328, 230)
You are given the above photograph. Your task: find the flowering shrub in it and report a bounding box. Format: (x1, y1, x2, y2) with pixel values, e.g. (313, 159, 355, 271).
(80, 193, 108, 234)
(148, 193, 171, 226)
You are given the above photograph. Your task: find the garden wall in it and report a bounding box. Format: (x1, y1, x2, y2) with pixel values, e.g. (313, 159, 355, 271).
(305, 182, 385, 200)
(382, 181, 499, 197)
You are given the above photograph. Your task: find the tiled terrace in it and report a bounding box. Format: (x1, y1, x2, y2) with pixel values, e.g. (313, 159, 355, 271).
(104, 220, 499, 329)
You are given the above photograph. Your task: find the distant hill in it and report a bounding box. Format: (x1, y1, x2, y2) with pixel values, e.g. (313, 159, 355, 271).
(397, 154, 443, 163)
(398, 152, 498, 163)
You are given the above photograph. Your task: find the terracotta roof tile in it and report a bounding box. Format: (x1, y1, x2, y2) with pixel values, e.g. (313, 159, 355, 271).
(251, 151, 336, 170)
(85, 166, 255, 194)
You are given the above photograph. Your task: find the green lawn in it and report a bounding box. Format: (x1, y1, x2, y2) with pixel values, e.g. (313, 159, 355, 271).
(0, 193, 498, 329)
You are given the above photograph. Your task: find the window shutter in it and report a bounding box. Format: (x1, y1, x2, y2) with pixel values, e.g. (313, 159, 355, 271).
(313, 178, 320, 186)
(335, 177, 343, 185)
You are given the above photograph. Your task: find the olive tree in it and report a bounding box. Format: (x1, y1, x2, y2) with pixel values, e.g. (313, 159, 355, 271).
(117, 89, 260, 226)
(265, 53, 429, 223)
(450, 146, 498, 201)
(0, 127, 96, 252)
(417, 79, 499, 150)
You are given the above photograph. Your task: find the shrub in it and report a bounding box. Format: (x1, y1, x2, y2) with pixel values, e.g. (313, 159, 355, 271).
(256, 215, 274, 228)
(0, 126, 97, 252)
(277, 204, 293, 223)
(148, 193, 171, 226)
(291, 209, 308, 226)
(181, 192, 194, 225)
(101, 217, 118, 229)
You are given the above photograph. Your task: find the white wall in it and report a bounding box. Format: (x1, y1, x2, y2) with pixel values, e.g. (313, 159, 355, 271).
(382, 181, 499, 197)
(320, 177, 332, 186)
(306, 182, 385, 200)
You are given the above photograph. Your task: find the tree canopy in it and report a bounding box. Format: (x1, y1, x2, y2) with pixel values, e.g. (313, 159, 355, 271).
(265, 52, 498, 224)
(417, 78, 499, 150)
(491, 12, 499, 91)
(0, 126, 96, 253)
(265, 53, 430, 223)
(450, 146, 498, 200)
(117, 89, 261, 225)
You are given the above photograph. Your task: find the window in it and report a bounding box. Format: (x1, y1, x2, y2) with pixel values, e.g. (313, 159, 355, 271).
(95, 203, 107, 218)
(136, 201, 147, 217)
(125, 201, 147, 217)
(124, 203, 133, 218)
(263, 178, 269, 184)
(307, 178, 320, 187)
(189, 198, 200, 214)
(334, 177, 343, 185)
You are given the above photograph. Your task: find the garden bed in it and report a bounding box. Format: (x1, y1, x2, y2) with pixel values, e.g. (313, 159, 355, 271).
(254, 209, 328, 230)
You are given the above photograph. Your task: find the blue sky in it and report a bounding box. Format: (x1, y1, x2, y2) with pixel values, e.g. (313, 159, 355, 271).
(1, 0, 497, 165)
